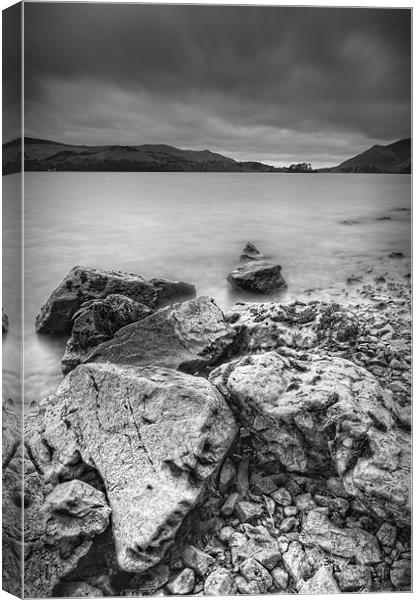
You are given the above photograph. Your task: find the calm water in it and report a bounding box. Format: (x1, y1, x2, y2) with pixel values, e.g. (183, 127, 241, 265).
(2, 172, 411, 404)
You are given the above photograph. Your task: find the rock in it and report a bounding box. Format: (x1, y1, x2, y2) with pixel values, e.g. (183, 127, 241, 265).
(390, 558, 411, 589)
(271, 566, 289, 590)
(284, 506, 298, 517)
(54, 581, 104, 597)
(149, 278, 196, 306)
(336, 565, 372, 591)
(210, 350, 411, 527)
(182, 545, 215, 577)
(376, 522, 397, 548)
(239, 558, 273, 593)
(167, 568, 195, 595)
(24, 477, 111, 598)
(36, 266, 157, 333)
(300, 510, 382, 565)
(26, 362, 237, 574)
(2, 308, 9, 333)
(236, 456, 250, 496)
(271, 488, 292, 506)
(314, 494, 350, 516)
(227, 261, 286, 294)
(221, 492, 241, 517)
(62, 294, 153, 374)
(250, 474, 277, 495)
(240, 242, 265, 261)
(298, 566, 340, 594)
(204, 568, 237, 596)
(279, 516, 297, 533)
(127, 564, 170, 595)
(218, 458, 236, 494)
(282, 541, 312, 589)
(85, 296, 235, 374)
(295, 493, 317, 512)
(229, 524, 281, 570)
(235, 500, 264, 522)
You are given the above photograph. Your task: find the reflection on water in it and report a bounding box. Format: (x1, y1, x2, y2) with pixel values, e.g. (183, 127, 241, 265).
(2, 172, 411, 405)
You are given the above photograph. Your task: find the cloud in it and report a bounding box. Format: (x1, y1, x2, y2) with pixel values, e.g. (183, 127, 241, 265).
(18, 3, 411, 166)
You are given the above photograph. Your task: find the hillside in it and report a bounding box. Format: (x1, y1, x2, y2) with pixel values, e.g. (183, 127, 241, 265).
(2, 138, 282, 174)
(330, 138, 411, 174)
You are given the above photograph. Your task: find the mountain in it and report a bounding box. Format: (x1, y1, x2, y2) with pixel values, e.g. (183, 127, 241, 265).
(2, 137, 283, 175)
(329, 138, 411, 174)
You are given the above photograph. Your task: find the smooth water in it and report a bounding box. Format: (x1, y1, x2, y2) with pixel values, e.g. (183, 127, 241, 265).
(2, 172, 411, 404)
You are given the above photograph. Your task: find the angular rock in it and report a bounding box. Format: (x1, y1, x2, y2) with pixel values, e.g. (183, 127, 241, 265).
(376, 522, 397, 548)
(390, 558, 411, 590)
(271, 488, 292, 506)
(239, 558, 272, 593)
(86, 296, 235, 374)
(271, 566, 289, 590)
(227, 261, 286, 294)
(300, 510, 382, 565)
(62, 294, 153, 374)
(149, 278, 196, 306)
(210, 350, 410, 527)
(204, 568, 237, 596)
(295, 493, 317, 512)
(167, 568, 195, 595)
(282, 541, 312, 589)
(314, 494, 350, 516)
(182, 545, 215, 577)
(299, 566, 340, 594)
(26, 363, 237, 574)
(126, 563, 170, 595)
(336, 565, 372, 591)
(55, 581, 104, 597)
(221, 492, 241, 517)
(36, 266, 157, 333)
(2, 308, 9, 333)
(235, 500, 264, 522)
(240, 242, 265, 262)
(218, 458, 236, 494)
(229, 524, 281, 570)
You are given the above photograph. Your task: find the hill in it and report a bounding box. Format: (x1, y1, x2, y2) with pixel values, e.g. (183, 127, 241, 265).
(329, 138, 411, 174)
(2, 138, 283, 174)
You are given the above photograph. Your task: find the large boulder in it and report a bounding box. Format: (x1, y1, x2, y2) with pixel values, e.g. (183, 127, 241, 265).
(149, 278, 196, 306)
(26, 362, 237, 575)
(36, 266, 157, 334)
(227, 261, 286, 294)
(240, 242, 265, 262)
(210, 351, 410, 527)
(85, 296, 235, 373)
(61, 294, 152, 374)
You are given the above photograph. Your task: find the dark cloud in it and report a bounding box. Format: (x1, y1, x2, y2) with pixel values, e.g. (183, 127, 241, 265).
(18, 3, 411, 167)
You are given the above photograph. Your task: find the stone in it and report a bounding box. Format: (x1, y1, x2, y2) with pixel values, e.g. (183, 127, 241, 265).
(336, 565, 372, 591)
(218, 458, 236, 494)
(271, 487, 292, 506)
(86, 296, 235, 374)
(240, 242, 265, 261)
(221, 492, 241, 517)
(390, 558, 411, 589)
(279, 516, 297, 533)
(376, 523, 397, 548)
(149, 278, 196, 306)
(282, 541, 312, 589)
(250, 474, 277, 495)
(239, 558, 273, 593)
(62, 294, 153, 373)
(326, 477, 351, 499)
(182, 545, 215, 577)
(2, 308, 8, 333)
(284, 506, 298, 517)
(26, 363, 237, 574)
(204, 568, 237, 596)
(210, 350, 411, 527)
(235, 500, 264, 522)
(36, 266, 157, 333)
(299, 566, 340, 594)
(236, 456, 250, 496)
(227, 260, 287, 294)
(167, 568, 195, 595)
(300, 510, 382, 565)
(127, 564, 170, 595)
(54, 581, 104, 597)
(294, 493, 318, 512)
(271, 566, 289, 590)
(219, 526, 235, 544)
(229, 525, 281, 570)
(314, 494, 350, 516)
(23, 477, 111, 598)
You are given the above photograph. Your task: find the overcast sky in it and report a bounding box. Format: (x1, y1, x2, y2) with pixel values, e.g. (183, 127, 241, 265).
(5, 3, 412, 167)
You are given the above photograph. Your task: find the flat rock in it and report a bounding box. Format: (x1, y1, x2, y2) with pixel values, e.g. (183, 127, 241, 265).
(36, 266, 157, 333)
(85, 296, 235, 374)
(210, 350, 410, 526)
(26, 362, 237, 574)
(240, 242, 265, 261)
(227, 261, 286, 294)
(298, 566, 340, 594)
(204, 568, 237, 596)
(62, 294, 153, 374)
(149, 278, 196, 306)
(300, 510, 382, 565)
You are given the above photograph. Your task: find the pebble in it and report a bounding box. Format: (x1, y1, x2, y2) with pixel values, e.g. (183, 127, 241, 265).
(271, 566, 289, 590)
(390, 559, 411, 589)
(284, 505, 298, 517)
(218, 458, 236, 494)
(236, 456, 250, 496)
(298, 566, 340, 594)
(219, 526, 235, 544)
(166, 569, 195, 595)
(235, 500, 264, 522)
(294, 492, 317, 511)
(279, 516, 297, 533)
(336, 565, 372, 591)
(182, 545, 215, 577)
(271, 487, 292, 506)
(376, 522, 397, 548)
(239, 557, 273, 593)
(314, 493, 350, 516)
(220, 492, 240, 516)
(203, 568, 237, 596)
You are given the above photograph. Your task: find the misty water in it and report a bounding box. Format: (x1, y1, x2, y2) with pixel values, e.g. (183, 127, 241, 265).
(2, 172, 411, 405)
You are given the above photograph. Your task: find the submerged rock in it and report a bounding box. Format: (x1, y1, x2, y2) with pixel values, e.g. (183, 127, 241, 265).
(26, 362, 237, 574)
(61, 294, 152, 374)
(210, 350, 410, 526)
(2, 309, 9, 333)
(85, 296, 235, 373)
(149, 278, 196, 306)
(240, 242, 265, 261)
(36, 266, 157, 334)
(227, 261, 287, 294)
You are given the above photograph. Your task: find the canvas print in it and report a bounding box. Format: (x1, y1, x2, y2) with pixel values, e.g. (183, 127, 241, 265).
(2, 1, 411, 598)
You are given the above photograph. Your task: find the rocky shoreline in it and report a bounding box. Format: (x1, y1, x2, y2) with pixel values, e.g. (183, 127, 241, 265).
(2, 250, 411, 597)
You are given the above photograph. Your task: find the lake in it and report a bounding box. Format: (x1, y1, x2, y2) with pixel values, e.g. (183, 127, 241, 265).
(2, 172, 411, 405)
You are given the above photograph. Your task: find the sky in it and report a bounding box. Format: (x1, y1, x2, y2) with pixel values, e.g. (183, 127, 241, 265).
(3, 2, 412, 168)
